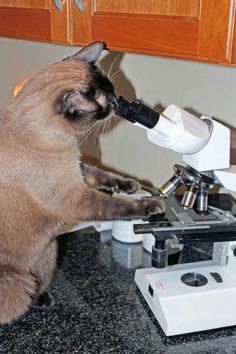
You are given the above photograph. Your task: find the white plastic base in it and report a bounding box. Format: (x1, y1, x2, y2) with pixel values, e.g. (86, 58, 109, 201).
(135, 261, 236, 336)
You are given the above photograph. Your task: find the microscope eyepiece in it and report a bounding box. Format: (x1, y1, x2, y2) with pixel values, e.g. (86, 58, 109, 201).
(114, 96, 160, 129)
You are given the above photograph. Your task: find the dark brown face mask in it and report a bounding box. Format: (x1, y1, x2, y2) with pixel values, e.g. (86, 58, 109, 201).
(54, 42, 116, 122)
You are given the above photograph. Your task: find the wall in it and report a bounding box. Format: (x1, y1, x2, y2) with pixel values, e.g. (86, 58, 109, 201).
(0, 37, 235, 193)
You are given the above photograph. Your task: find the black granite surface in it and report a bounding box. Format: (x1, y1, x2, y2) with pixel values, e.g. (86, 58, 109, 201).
(1, 224, 236, 354)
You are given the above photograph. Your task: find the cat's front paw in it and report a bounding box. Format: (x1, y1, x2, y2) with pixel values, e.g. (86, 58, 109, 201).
(117, 178, 140, 194)
(138, 198, 165, 217)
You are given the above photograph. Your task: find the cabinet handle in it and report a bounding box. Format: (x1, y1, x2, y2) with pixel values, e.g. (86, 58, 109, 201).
(73, 0, 84, 12)
(53, 0, 66, 11)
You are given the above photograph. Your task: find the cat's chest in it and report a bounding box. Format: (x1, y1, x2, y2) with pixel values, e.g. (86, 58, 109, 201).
(0, 147, 82, 193)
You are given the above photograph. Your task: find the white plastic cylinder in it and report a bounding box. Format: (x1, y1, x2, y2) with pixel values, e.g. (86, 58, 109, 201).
(136, 105, 211, 155)
(155, 114, 177, 138)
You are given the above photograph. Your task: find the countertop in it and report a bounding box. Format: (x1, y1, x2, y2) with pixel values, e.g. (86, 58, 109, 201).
(1, 225, 236, 354)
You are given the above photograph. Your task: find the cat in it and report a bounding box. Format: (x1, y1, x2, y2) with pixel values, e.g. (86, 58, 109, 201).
(0, 41, 164, 324)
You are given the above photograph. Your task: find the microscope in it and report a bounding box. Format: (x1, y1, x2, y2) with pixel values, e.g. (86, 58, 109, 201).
(114, 96, 236, 336)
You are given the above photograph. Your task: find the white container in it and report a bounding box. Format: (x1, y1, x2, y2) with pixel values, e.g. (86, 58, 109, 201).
(112, 219, 144, 243)
(143, 234, 156, 253)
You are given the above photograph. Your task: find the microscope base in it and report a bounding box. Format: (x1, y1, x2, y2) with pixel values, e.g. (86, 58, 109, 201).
(135, 260, 236, 336)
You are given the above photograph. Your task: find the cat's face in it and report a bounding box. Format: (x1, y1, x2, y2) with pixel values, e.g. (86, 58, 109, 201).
(15, 42, 116, 136)
(53, 61, 115, 124)
(54, 42, 116, 133)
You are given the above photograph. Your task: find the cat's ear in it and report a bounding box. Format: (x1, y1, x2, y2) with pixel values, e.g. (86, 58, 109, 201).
(63, 42, 107, 64)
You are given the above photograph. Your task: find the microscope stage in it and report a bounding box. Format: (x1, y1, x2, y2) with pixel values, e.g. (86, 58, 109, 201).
(135, 261, 236, 336)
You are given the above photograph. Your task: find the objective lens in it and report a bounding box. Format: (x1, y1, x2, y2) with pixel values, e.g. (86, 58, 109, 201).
(181, 184, 199, 209)
(196, 188, 209, 214)
(160, 175, 182, 197)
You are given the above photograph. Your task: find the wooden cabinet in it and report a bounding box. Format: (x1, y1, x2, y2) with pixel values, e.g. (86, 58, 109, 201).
(0, 0, 236, 65)
(0, 0, 69, 43)
(0, 1, 51, 42)
(84, 0, 236, 64)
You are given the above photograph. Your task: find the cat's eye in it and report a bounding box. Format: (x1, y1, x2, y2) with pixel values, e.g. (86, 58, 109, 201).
(85, 87, 96, 100)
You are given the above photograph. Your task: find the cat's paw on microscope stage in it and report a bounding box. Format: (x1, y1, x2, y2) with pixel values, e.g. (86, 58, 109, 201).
(99, 177, 140, 194)
(117, 178, 141, 194)
(139, 198, 165, 217)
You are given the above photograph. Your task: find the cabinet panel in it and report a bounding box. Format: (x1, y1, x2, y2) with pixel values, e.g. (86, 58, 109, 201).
(198, 0, 234, 62)
(87, 0, 235, 63)
(0, 1, 49, 9)
(0, 7, 51, 41)
(0, 0, 235, 65)
(70, 0, 92, 45)
(94, 0, 200, 18)
(92, 17, 198, 57)
(89, 0, 201, 60)
(50, 0, 69, 43)
(0, 0, 51, 42)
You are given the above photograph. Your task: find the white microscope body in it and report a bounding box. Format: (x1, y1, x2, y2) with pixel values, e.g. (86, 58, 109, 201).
(131, 104, 236, 336)
(108, 95, 236, 337)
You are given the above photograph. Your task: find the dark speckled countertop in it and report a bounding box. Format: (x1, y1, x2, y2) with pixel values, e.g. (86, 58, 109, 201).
(1, 226, 236, 354)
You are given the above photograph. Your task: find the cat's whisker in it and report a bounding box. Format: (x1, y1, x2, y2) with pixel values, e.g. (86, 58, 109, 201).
(78, 124, 96, 143)
(94, 125, 102, 156)
(91, 124, 99, 143)
(102, 121, 107, 136)
(106, 53, 122, 80)
(94, 121, 104, 141)
(109, 115, 113, 132)
(88, 120, 104, 156)
(86, 121, 102, 141)
(110, 69, 121, 82)
(91, 120, 103, 144)
(77, 121, 100, 146)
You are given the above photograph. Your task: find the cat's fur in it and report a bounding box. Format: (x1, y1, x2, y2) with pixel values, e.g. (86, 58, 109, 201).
(0, 42, 164, 324)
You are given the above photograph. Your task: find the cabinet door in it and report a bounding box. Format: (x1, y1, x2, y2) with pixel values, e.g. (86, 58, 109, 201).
(72, 0, 235, 64)
(0, 0, 69, 43)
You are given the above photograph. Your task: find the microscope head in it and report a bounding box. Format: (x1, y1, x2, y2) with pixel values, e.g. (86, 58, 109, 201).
(114, 96, 234, 211)
(157, 105, 231, 211)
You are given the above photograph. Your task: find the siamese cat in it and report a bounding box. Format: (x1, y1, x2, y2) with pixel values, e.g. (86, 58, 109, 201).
(0, 42, 164, 324)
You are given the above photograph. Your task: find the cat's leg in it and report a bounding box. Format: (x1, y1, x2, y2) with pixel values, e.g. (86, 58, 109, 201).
(64, 186, 165, 223)
(0, 265, 37, 324)
(80, 163, 140, 194)
(30, 240, 57, 307)
(0, 183, 60, 322)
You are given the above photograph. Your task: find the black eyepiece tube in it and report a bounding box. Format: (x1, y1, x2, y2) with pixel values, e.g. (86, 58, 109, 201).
(114, 96, 160, 129)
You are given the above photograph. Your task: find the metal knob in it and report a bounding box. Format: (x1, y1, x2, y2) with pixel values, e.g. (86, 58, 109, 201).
(152, 240, 168, 268)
